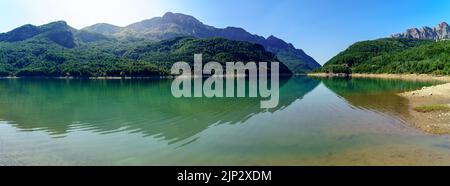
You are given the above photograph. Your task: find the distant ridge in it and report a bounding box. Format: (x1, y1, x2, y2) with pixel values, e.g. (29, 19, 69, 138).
(0, 21, 291, 77)
(0, 21, 109, 48)
(392, 22, 450, 40)
(83, 12, 321, 73)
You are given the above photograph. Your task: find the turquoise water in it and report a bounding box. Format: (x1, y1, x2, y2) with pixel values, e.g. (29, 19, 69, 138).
(1, 77, 450, 165)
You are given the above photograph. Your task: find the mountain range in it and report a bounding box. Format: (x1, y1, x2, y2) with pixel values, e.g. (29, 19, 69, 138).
(392, 22, 450, 40)
(83, 12, 321, 73)
(0, 20, 294, 77)
(0, 12, 320, 76)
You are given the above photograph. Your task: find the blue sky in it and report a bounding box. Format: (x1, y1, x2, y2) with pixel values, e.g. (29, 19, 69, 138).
(1, 0, 449, 64)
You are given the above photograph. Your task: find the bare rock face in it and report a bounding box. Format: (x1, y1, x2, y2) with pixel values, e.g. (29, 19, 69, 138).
(392, 22, 449, 40)
(435, 22, 450, 40)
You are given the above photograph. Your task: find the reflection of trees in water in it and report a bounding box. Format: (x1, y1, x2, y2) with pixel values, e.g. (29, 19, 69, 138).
(319, 77, 436, 117)
(0, 77, 320, 143)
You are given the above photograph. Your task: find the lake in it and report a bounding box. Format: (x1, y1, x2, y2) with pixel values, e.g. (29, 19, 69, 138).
(1, 77, 450, 165)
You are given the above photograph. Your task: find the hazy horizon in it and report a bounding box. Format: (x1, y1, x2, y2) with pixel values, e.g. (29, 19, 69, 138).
(1, 0, 449, 64)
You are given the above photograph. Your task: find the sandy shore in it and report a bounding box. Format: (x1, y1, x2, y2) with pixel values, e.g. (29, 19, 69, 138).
(399, 83, 450, 134)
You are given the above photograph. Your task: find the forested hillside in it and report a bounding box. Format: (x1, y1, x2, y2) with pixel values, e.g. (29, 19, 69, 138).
(0, 21, 291, 77)
(316, 38, 450, 75)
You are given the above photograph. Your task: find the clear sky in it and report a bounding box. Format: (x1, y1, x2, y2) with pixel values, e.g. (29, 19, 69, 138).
(1, 0, 449, 64)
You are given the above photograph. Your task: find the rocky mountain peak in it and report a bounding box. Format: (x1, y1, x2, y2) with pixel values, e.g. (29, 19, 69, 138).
(83, 23, 121, 35)
(438, 22, 449, 27)
(392, 22, 449, 40)
(224, 27, 246, 33)
(161, 12, 202, 25)
(44, 21, 69, 27)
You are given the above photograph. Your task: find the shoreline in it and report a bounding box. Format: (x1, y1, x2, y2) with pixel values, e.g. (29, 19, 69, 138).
(399, 83, 450, 135)
(309, 73, 450, 135)
(0, 76, 175, 80)
(0, 74, 294, 80)
(308, 73, 450, 82)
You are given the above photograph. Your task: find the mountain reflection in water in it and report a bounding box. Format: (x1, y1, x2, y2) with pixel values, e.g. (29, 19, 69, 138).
(0, 77, 320, 143)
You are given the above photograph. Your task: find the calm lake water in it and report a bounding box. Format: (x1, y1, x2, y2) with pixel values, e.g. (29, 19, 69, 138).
(1, 77, 450, 165)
